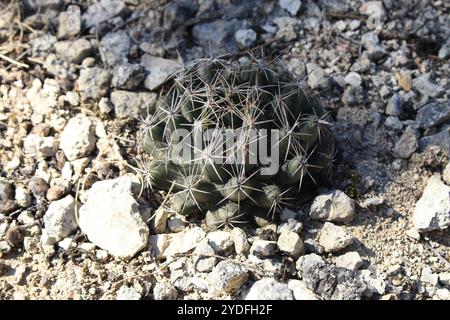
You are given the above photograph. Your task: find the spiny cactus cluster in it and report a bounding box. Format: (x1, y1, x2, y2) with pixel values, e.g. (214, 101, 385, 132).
(139, 55, 337, 229)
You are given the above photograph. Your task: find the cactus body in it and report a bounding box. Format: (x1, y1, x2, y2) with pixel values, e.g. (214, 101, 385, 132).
(140, 56, 336, 227)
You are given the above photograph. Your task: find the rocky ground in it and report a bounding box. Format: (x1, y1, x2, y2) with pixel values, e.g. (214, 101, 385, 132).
(0, 0, 449, 300)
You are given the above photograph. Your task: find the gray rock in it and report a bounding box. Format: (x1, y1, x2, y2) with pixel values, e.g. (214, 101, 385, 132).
(153, 283, 178, 300)
(57, 5, 81, 39)
(141, 54, 181, 91)
(77, 67, 112, 101)
(167, 216, 186, 232)
(385, 116, 403, 131)
(110, 90, 157, 119)
(59, 114, 96, 161)
(317, 0, 349, 14)
(192, 19, 242, 56)
(111, 63, 145, 90)
(116, 285, 141, 300)
(361, 32, 386, 60)
(207, 260, 248, 294)
(100, 31, 130, 67)
(413, 76, 444, 98)
(297, 253, 365, 300)
(413, 175, 450, 232)
(78, 174, 149, 259)
(245, 278, 294, 300)
(438, 40, 450, 59)
(278, 218, 303, 234)
(307, 63, 330, 90)
(207, 230, 233, 254)
(318, 222, 354, 253)
(30, 33, 57, 56)
(393, 126, 418, 159)
(23, 0, 63, 12)
(55, 39, 94, 64)
(280, 0, 302, 15)
(277, 230, 303, 258)
(359, 1, 387, 22)
(0, 180, 13, 201)
(415, 101, 450, 129)
(335, 252, 364, 271)
(342, 86, 366, 107)
(309, 190, 355, 223)
(419, 128, 450, 153)
(250, 239, 277, 257)
(163, 1, 198, 30)
(43, 195, 79, 243)
(193, 239, 217, 273)
(82, 0, 128, 28)
(357, 269, 386, 297)
(23, 134, 57, 159)
(235, 28, 257, 49)
(344, 72, 362, 87)
(386, 93, 404, 116)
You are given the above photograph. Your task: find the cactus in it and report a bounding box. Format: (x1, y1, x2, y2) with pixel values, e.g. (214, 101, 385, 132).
(139, 55, 336, 228)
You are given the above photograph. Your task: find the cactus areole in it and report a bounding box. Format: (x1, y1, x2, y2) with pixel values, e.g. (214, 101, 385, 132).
(140, 56, 337, 228)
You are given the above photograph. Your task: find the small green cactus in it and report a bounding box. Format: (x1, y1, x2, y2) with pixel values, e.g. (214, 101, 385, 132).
(139, 55, 337, 228)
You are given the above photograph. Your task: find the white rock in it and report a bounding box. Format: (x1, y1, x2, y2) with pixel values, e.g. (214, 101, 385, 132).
(250, 239, 277, 257)
(207, 260, 248, 294)
(78, 174, 149, 259)
(230, 227, 250, 255)
(234, 29, 257, 49)
(421, 266, 439, 286)
(287, 279, 318, 300)
(413, 175, 450, 232)
(153, 283, 178, 300)
(152, 227, 206, 258)
(344, 72, 362, 87)
(318, 222, 354, 253)
(17, 211, 35, 225)
(58, 236, 75, 250)
(116, 285, 141, 300)
(309, 190, 355, 223)
(358, 268, 386, 296)
(245, 278, 294, 300)
(443, 162, 450, 185)
(23, 134, 57, 159)
(279, 0, 302, 15)
(436, 288, 450, 300)
(60, 114, 96, 161)
(78, 242, 96, 252)
(15, 187, 32, 207)
(141, 54, 181, 90)
(43, 195, 79, 242)
(335, 251, 363, 270)
(405, 228, 420, 241)
(277, 230, 303, 258)
(207, 230, 233, 253)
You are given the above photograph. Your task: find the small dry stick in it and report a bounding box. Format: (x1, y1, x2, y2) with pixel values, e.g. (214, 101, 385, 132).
(0, 52, 29, 69)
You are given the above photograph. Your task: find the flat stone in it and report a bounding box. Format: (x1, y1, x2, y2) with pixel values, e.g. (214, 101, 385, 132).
(111, 63, 145, 90)
(309, 190, 355, 223)
(207, 260, 248, 294)
(82, 0, 128, 29)
(386, 93, 404, 116)
(23, 134, 57, 159)
(393, 126, 419, 159)
(413, 175, 450, 232)
(193, 239, 217, 273)
(76, 67, 112, 101)
(415, 101, 450, 129)
(116, 285, 141, 300)
(79, 174, 149, 259)
(141, 54, 181, 91)
(230, 227, 250, 255)
(235, 28, 257, 49)
(55, 39, 94, 64)
(280, 0, 302, 15)
(413, 76, 444, 98)
(335, 251, 364, 271)
(100, 31, 130, 67)
(110, 90, 157, 119)
(207, 230, 233, 253)
(318, 222, 354, 253)
(43, 195, 79, 243)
